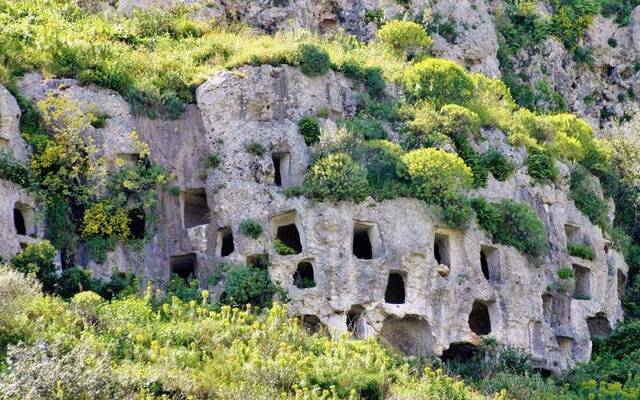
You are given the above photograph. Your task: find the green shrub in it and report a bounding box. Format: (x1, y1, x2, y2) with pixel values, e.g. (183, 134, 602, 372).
(244, 141, 266, 156)
(240, 219, 263, 239)
(169, 186, 181, 196)
(357, 140, 404, 191)
(298, 115, 321, 146)
(85, 236, 116, 264)
(557, 266, 575, 280)
(339, 117, 387, 140)
(442, 193, 473, 229)
(0, 151, 33, 189)
(56, 267, 98, 299)
(438, 104, 482, 140)
(402, 58, 475, 109)
(401, 148, 473, 203)
(472, 199, 548, 258)
(206, 153, 221, 168)
(297, 44, 331, 77)
(274, 239, 296, 256)
(378, 20, 432, 58)
(481, 149, 515, 181)
(98, 271, 139, 300)
(526, 152, 558, 183)
(567, 243, 595, 261)
(223, 265, 275, 307)
(166, 274, 201, 303)
(570, 165, 609, 228)
(10, 241, 58, 292)
(304, 153, 370, 202)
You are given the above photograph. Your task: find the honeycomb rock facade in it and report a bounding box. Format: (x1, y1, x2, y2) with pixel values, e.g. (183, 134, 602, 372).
(0, 65, 628, 374)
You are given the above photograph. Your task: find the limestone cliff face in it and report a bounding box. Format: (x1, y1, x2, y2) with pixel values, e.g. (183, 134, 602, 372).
(0, 60, 628, 373)
(1, 0, 636, 373)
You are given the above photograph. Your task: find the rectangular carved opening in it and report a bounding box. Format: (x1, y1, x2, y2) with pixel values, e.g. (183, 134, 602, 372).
(480, 245, 500, 282)
(272, 211, 303, 255)
(183, 189, 210, 229)
(542, 294, 553, 324)
(346, 305, 366, 338)
(353, 223, 373, 260)
(170, 253, 197, 281)
(556, 336, 574, 359)
(384, 271, 406, 304)
(573, 264, 591, 300)
(0, 137, 8, 148)
(434, 233, 451, 267)
(271, 152, 290, 187)
(13, 202, 34, 237)
(218, 227, 234, 257)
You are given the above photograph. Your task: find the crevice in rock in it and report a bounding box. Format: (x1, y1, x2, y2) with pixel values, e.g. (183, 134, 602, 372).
(271, 152, 290, 187)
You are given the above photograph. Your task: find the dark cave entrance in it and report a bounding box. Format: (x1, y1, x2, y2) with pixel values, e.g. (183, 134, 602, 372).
(170, 253, 197, 281)
(276, 223, 302, 254)
(468, 300, 491, 335)
(384, 272, 406, 304)
(13, 208, 26, 235)
(247, 253, 269, 270)
(441, 342, 478, 362)
(293, 261, 315, 289)
(346, 306, 366, 338)
(353, 224, 373, 260)
(434, 233, 450, 267)
(128, 208, 146, 240)
(219, 227, 234, 257)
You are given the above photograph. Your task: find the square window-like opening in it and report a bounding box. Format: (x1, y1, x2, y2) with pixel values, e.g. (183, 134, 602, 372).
(468, 300, 491, 335)
(183, 189, 210, 229)
(434, 233, 451, 267)
(247, 253, 269, 270)
(480, 245, 500, 281)
(293, 261, 315, 288)
(353, 223, 375, 260)
(384, 272, 406, 304)
(557, 336, 574, 359)
(276, 223, 302, 254)
(564, 224, 580, 244)
(170, 253, 197, 281)
(272, 152, 290, 187)
(218, 227, 234, 257)
(573, 264, 591, 300)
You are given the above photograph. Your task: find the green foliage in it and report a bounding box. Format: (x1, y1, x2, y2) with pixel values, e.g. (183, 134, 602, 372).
(527, 152, 558, 183)
(338, 117, 387, 140)
(471, 198, 548, 258)
(244, 141, 266, 156)
(482, 149, 515, 181)
(206, 153, 221, 168)
(378, 20, 432, 59)
(303, 153, 371, 203)
(570, 165, 610, 229)
(402, 58, 475, 109)
(169, 186, 181, 196)
(401, 147, 473, 203)
(356, 139, 406, 200)
(56, 267, 97, 299)
(223, 264, 276, 308)
(568, 243, 596, 260)
(0, 151, 33, 188)
(274, 239, 297, 256)
(85, 235, 116, 264)
(9, 241, 58, 292)
(98, 271, 139, 300)
(166, 274, 201, 303)
(298, 115, 321, 146)
(297, 44, 331, 77)
(239, 219, 263, 239)
(600, 0, 640, 25)
(558, 266, 576, 280)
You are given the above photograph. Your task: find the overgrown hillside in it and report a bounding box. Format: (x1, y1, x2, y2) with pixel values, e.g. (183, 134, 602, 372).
(2, 1, 640, 399)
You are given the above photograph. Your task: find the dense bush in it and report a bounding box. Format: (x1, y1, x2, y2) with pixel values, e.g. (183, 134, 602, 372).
(339, 117, 387, 140)
(569, 165, 609, 229)
(303, 153, 371, 202)
(223, 264, 276, 308)
(567, 243, 595, 261)
(0, 151, 33, 188)
(297, 44, 331, 77)
(557, 266, 575, 280)
(298, 115, 322, 146)
(378, 20, 432, 58)
(526, 152, 558, 183)
(471, 198, 548, 258)
(356, 139, 405, 199)
(401, 148, 473, 202)
(402, 58, 475, 108)
(9, 241, 58, 292)
(482, 149, 515, 181)
(240, 219, 263, 239)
